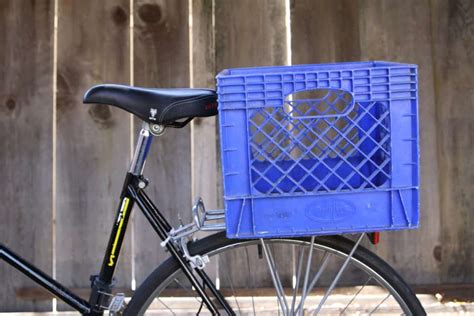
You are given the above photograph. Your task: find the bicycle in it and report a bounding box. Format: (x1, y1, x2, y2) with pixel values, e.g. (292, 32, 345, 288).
(0, 82, 425, 315)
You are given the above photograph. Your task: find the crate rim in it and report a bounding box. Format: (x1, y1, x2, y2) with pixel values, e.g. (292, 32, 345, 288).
(217, 60, 418, 78)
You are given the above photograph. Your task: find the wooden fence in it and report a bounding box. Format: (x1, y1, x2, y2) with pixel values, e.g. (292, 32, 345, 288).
(0, 0, 473, 312)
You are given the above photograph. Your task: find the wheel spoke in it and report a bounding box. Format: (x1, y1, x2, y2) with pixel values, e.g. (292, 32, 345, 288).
(312, 234, 364, 315)
(157, 297, 177, 315)
(172, 278, 201, 305)
(369, 293, 392, 315)
(295, 251, 331, 314)
(269, 243, 289, 313)
(340, 276, 372, 314)
(245, 247, 257, 316)
(260, 239, 289, 315)
(298, 236, 315, 316)
(222, 256, 242, 315)
(278, 296, 281, 315)
(290, 245, 305, 314)
(132, 235, 420, 315)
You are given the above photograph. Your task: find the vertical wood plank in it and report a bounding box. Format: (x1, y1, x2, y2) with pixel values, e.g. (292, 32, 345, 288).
(0, 0, 54, 311)
(215, 0, 287, 69)
(190, 0, 220, 283)
(191, 0, 218, 210)
(133, 0, 192, 284)
(215, 0, 289, 288)
(56, 0, 132, 306)
(357, 0, 442, 284)
(290, 0, 361, 64)
(430, 0, 474, 283)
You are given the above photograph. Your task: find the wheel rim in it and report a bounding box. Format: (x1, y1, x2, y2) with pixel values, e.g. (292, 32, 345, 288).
(134, 238, 413, 315)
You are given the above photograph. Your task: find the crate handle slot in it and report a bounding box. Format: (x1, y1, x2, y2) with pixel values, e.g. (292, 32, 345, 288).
(284, 88, 355, 119)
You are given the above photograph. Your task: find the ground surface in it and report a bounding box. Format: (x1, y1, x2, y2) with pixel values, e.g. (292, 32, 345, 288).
(0, 294, 473, 315)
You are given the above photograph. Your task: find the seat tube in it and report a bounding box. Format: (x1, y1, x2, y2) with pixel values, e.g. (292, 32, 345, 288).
(99, 125, 154, 276)
(90, 124, 156, 313)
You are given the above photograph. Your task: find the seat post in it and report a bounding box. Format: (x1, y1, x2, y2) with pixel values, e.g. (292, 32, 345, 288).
(129, 123, 156, 176)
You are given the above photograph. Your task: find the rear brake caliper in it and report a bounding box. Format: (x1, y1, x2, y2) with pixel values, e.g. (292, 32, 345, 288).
(180, 237, 210, 269)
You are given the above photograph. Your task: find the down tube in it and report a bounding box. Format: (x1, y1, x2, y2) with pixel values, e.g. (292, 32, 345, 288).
(0, 244, 91, 313)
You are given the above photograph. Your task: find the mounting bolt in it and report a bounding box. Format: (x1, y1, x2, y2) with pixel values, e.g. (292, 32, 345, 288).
(137, 176, 149, 189)
(150, 124, 165, 136)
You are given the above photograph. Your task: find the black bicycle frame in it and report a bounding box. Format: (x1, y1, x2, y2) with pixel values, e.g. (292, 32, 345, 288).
(0, 245, 91, 313)
(0, 123, 232, 315)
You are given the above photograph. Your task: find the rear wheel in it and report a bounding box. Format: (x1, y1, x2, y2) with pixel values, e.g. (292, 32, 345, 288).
(125, 232, 425, 315)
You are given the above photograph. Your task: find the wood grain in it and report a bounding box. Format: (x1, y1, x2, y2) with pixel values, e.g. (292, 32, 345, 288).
(430, 0, 474, 283)
(290, 0, 365, 287)
(191, 0, 218, 210)
(215, 0, 287, 69)
(55, 0, 132, 309)
(0, 2, 473, 311)
(291, 0, 443, 284)
(215, 0, 289, 287)
(189, 0, 221, 283)
(0, 0, 54, 311)
(290, 0, 361, 64)
(356, 0, 442, 284)
(132, 0, 192, 285)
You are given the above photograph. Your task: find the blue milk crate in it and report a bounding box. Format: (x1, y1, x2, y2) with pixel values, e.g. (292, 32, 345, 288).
(217, 61, 419, 238)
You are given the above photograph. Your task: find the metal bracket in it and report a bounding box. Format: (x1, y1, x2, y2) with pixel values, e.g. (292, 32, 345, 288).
(180, 237, 210, 269)
(89, 275, 114, 312)
(160, 197, 225, 269)
(161, 197, 225, 244)
(108, 293, 126, 314)
(192, 197, 226, 231)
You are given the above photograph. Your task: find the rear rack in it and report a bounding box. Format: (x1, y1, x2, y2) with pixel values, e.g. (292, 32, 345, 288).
(161, 197, 225, 245)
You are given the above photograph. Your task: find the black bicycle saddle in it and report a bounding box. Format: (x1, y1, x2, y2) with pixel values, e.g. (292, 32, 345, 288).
(83, 84, 218, 126)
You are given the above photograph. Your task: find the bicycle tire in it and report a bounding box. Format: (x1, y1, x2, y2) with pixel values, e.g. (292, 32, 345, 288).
(124, 232, 425, 315)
